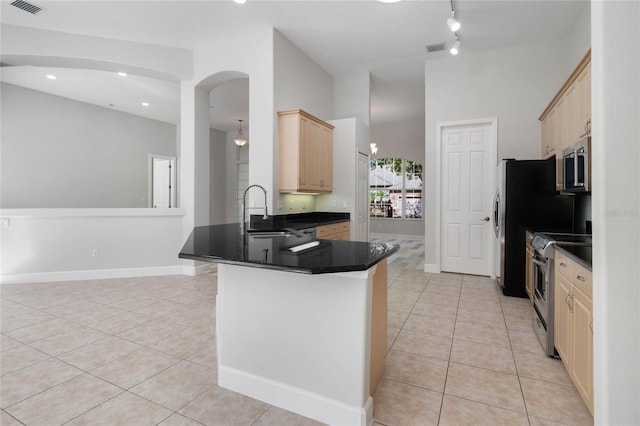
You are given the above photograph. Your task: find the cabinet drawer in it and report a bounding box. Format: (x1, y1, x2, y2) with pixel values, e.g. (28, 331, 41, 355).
(316, 221, 349, 238)
(555, 251, 573, 279)
(573, 263, 593, 299)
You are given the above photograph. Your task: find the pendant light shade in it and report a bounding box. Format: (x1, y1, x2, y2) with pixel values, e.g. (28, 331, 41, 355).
(234, 119, 247, 147)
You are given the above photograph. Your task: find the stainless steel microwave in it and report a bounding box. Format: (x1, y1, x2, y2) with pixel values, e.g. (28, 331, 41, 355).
(562, 137, 591, 193)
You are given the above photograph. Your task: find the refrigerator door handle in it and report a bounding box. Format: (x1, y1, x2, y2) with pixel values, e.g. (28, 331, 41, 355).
(493, 190, 500, 239)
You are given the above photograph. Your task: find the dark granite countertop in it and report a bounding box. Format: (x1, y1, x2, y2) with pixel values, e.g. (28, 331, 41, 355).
(246, 212, 350, 232)
(555, 244, 592, 270)
(179, 219, 398, 274)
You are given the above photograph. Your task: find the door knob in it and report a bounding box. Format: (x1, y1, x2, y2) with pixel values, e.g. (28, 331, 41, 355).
(482, 217, 490, 222)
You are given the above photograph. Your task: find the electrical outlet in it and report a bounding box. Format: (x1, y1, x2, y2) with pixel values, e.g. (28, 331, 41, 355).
(91, 249, 99, 257)
(0, 218, 9, 228)
(277, 200, 283, 210)
(331, 199, 337, 208)
(343, 201, 348, 209)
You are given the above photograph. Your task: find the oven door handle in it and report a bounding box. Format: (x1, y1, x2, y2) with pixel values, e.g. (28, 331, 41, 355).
(532, 257, 547, 267)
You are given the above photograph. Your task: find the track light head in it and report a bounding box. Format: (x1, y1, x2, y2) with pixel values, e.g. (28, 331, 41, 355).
(447, 13, 461, 32)
(450, 39, 461, 55)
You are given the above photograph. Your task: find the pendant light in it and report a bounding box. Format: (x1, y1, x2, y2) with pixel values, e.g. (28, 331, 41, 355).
(234, 119, 247, 147)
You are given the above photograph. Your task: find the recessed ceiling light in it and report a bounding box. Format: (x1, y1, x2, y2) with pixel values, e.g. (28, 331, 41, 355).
(233, 0, 247, 4)
(117, 72, 127, 77)
(377, 0, 402, 3)
(46, 74, 56, 80)
(141, 102, 150, 107)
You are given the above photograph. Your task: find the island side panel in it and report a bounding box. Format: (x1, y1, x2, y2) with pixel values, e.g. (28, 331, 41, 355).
(216, 263, 374, 425)
(370, 258, 387, 395)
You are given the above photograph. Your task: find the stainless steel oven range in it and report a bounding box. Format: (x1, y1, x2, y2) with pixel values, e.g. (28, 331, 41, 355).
(530, 232, 592, 357)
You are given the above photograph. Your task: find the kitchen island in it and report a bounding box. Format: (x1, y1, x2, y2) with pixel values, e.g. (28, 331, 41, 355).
(179, 223, 397, 426)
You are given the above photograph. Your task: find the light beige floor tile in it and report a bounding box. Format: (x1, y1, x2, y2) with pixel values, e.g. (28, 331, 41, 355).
(178, 385, 269, 425)
(106, 296, 161, 311)
(66, 391, 173, 426)
(0, 306, 56, 332)
(520, 377, 593, 425)
(186, 343, 217, 370)
(390, 278, 428, 293)
(1, 358, 83, 408)
(116, 319, 186, 346)
(0, 334, 22, 352)
(0, 343, 50, 376)
(5, 317, 81, 344)
(455, 307, 505, 324)
(29, 327, 108, 357)
(372, 378, 442, 426)
(387, 309, 410, 329)
(57, 335, 142, 371)
(508, 328, 545, 354)
(149, 329, 211, 359)
(528, 416, 574, 426)
(1, 409, 23, 425)
(403, 312, 455, 338)
(504, 310, 536, 332)
(130, 360, 215, 411)
(450, 339, 517, 374)
(391, 329, 452, 361)
(453, 320, 511, 348)
(87, 310, 151, 335)
(458, 298, 503, 314)
(4, 373, 121, 426)
(383, 349, 448, 392)
(158, 413, 205, 426)
(411, 300, 458, 317)
(513, 350, 574, 386)
(439, 394, 529, 426)
(42, 300, 103, 317)
(91, 347, 180, 389)
(387, 327, 400, 350)
(253, 406, 326, 425)
(445, 363, 525, 413)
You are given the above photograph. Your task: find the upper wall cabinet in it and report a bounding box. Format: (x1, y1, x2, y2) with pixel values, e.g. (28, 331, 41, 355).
(279, 109, 334, 194)
(539, 50, 591, 190)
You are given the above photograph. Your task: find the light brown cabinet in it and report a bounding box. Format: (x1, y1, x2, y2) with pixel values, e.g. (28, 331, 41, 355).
(316, 221, 350, 241)
(278, 109, 334, 194)
(554, 250, 593, 415)
(540, 50, 591, 190)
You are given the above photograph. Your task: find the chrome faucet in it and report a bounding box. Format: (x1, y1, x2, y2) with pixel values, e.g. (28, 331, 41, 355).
(240, 184, 268, 234)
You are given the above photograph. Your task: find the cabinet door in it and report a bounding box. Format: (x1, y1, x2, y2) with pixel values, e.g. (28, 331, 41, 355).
(554, 274, 572, 366)
(541, 114, 552, 159)
(577, 62, 591, 136)
(318, 124, 333, 191)
(298, 115, 312, 190)
(525, 246, 534, 300)
(572, 287, 594, 415)
(564, 81, 580, 145)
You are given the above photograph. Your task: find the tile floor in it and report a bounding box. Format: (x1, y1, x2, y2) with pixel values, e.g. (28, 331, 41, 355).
(1, 238, 593, 425)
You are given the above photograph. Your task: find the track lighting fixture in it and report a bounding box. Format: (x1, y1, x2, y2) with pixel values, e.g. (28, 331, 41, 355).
(450, 35, 461, 55)
(447, 0, 461, 32)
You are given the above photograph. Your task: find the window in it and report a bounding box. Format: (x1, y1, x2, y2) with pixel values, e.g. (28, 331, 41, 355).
(369, 158, 422, 219)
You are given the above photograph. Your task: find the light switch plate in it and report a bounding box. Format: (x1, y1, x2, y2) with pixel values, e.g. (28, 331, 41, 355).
(0, 218, 9, 228)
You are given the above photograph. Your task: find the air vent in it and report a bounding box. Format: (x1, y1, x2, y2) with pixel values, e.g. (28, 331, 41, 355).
(425, 42, 446, 53)
(10, 0, 45, 15)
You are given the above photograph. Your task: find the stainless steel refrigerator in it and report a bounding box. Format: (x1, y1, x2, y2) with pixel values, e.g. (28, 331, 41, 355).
(493, 157, 574, 297)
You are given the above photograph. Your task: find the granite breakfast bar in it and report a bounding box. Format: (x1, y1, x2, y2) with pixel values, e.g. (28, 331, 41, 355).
(179, 222, 397, 426)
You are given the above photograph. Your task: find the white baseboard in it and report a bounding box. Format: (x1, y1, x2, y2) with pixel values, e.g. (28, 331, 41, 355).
(1, 264, 186, 285)
(219, 365, 372, 426)
(370, 232, 424, 241)
(424, 263, 440, 273)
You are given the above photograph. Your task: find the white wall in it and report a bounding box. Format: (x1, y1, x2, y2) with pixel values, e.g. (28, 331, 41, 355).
(333, 71, 371, 127)
(272, 29, 334, 215)
(423, 38, 585, 265)
(0, 209, 186, 283)
(209, 128, 227, 225)
(369, 117, 425, 237)
(592, 1, 640, 424)
(1, 83, 177, 208)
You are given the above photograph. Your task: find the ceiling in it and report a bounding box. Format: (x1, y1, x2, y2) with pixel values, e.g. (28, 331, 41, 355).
(0, 0, 587, 131)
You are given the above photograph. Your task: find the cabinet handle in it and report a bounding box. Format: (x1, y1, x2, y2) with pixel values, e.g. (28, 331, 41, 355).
(565, 293, 571, 307)
(589, 319, 593, 334)
(576, 275, 586, 282)
(559, 262, 567, 268)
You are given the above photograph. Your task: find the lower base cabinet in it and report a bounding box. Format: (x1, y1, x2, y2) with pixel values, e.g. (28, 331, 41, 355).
(316, 221, 350, 240)
(554, 251, 593, 415)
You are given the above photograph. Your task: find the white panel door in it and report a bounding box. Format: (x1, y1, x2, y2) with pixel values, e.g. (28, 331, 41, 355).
(356, 152, 369, 241)
(441, 123, 494, 275)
